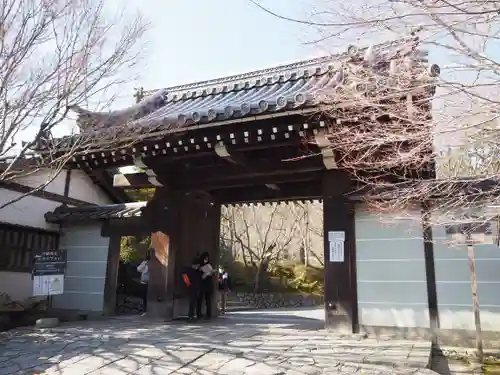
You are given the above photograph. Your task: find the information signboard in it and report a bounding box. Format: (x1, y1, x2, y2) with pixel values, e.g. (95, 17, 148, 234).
(32, 250, 66, 296)
(328, 231, 345, 263)
(33, 250, 67, 276)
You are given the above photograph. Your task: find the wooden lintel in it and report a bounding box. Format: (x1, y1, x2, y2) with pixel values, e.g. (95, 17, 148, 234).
(212, 182, 322, 205)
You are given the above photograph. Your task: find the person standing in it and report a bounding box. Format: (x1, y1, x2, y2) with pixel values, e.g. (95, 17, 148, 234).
(197, 252, 215, 319)
(182, 257, 202, 321)
(137, 253, 150, 316)
(217, 266, 231, 314)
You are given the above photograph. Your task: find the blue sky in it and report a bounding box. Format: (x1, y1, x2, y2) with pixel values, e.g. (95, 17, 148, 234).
(117, 0, 325, 104)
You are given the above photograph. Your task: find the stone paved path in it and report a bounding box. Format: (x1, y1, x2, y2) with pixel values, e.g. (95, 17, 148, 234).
(0, 309, 438, 375)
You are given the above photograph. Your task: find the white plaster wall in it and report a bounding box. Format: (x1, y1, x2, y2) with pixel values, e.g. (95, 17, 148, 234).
(52, 224, 109, 312)
(432, 218, 500, 332)
(0, 187, 60, 230)
(14, 168, 113, 205)
(355, 204, 430, 328)
(68, 170, 112, 205)
(16, 169, 67, 196)
(0, 272, 33, 301)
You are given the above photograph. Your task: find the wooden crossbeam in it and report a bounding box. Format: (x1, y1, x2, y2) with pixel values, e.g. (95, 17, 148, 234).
(113, 168, 323, 190)
(212, 141, 292, 191)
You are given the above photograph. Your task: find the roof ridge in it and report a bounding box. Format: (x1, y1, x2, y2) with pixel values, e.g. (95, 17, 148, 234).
(145, 37, 414, 96)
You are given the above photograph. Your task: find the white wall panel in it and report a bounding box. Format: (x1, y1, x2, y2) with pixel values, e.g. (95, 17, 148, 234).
(432, 218, 500, 331)
(355, 205, 430, 328)
(52, 224, 109, 312)
(0, 188, 60, 230)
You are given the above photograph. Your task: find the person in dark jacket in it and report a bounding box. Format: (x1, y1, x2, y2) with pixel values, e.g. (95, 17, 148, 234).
(183, 257, 202, 321)
(217, 265, 231, 314)
(197, 252, 215, 319)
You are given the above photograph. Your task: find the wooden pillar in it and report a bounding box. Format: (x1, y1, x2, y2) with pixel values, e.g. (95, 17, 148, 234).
(143, 189, 221, 320)
(102, 235, 121, 316)
(209, 203, 222, 318)
(421, 201, 439, 342)
(322, 170, 359, 332)
(148, 231, 171, 318)
(170, 193, 221, 319)
(142, 187, 179, 319)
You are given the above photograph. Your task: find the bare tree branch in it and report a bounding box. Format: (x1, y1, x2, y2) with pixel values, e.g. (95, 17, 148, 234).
(0, 0, 147, 207)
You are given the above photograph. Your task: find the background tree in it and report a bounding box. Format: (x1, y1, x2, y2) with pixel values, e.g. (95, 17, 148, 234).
(221, 204, 301, 292)
(0, 0, 146, 208)
(250, 0, 500, 359)
(290, 202, 324, 267)
(119, 187, 155, 262)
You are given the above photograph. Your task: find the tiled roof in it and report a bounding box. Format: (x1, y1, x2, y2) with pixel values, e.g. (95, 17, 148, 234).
(73, 37, 434, 133)
(45, 201, 147, 223)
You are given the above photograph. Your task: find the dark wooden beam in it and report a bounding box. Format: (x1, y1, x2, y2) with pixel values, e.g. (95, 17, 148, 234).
(88, 169, 131, 203)
(103, 235, 121, 315)
(211, 181, 322, 205)
(115, 163, 325, 190)
(101, 217, 152, 237)
(63, 169, 72, 204)
(181, 171, 323, 191)
(0, 180, 95, 207)
(422, 200, 439, 343)
(183, 166, 323, 186)
(154, 156, 324, 184)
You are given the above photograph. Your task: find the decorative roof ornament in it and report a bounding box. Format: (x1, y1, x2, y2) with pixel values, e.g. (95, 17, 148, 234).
(224, 106, 234, 117)
(241, 103, 251, 115)
(347, 45, 358, 56)
(428, 64, 441, 77)
(207, 109, 217, 121)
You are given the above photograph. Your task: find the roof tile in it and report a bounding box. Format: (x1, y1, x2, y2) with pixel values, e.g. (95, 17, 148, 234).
(45, 202, 147, 223)
(74, 37, 433, 134)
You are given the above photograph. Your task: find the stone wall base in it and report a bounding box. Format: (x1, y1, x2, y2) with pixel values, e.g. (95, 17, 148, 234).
(229, 292, 323, 310)
(361, 325, 500, 349)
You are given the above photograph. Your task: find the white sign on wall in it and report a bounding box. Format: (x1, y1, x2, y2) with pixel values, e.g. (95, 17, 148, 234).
(328, 231, 345, 262)
(33, 274, 65, 296)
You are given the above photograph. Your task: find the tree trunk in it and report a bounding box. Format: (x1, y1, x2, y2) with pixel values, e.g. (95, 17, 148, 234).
(254, 263, 263, 293)
(467, 241, 484, 362)
(299, 244, 306, 265)
(304, 241, 309, 267)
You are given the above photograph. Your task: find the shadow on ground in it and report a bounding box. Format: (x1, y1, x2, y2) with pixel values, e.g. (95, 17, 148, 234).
(0, 309, 435, 375)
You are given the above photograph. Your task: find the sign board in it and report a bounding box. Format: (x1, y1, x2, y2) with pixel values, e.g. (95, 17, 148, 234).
(33, 250, 67, 276)
(328, 231, 345, 242)
(33, 274, 64, 296)
(32, 250, 66, 296)
(328, 231, 345, 262)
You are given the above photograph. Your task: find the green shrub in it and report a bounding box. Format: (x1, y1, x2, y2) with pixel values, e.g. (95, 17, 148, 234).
(226, 260, 324, 295)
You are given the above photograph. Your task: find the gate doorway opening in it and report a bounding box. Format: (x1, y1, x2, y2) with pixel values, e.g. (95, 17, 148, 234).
(219, 202, 325, 319)
(115, 245, 147, 316)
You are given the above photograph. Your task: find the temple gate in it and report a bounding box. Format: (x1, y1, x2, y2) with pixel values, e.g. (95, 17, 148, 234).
(43, 37, 438, 332)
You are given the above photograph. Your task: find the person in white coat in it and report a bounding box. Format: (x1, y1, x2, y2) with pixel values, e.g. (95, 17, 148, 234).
(137, 253, 150, 315)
